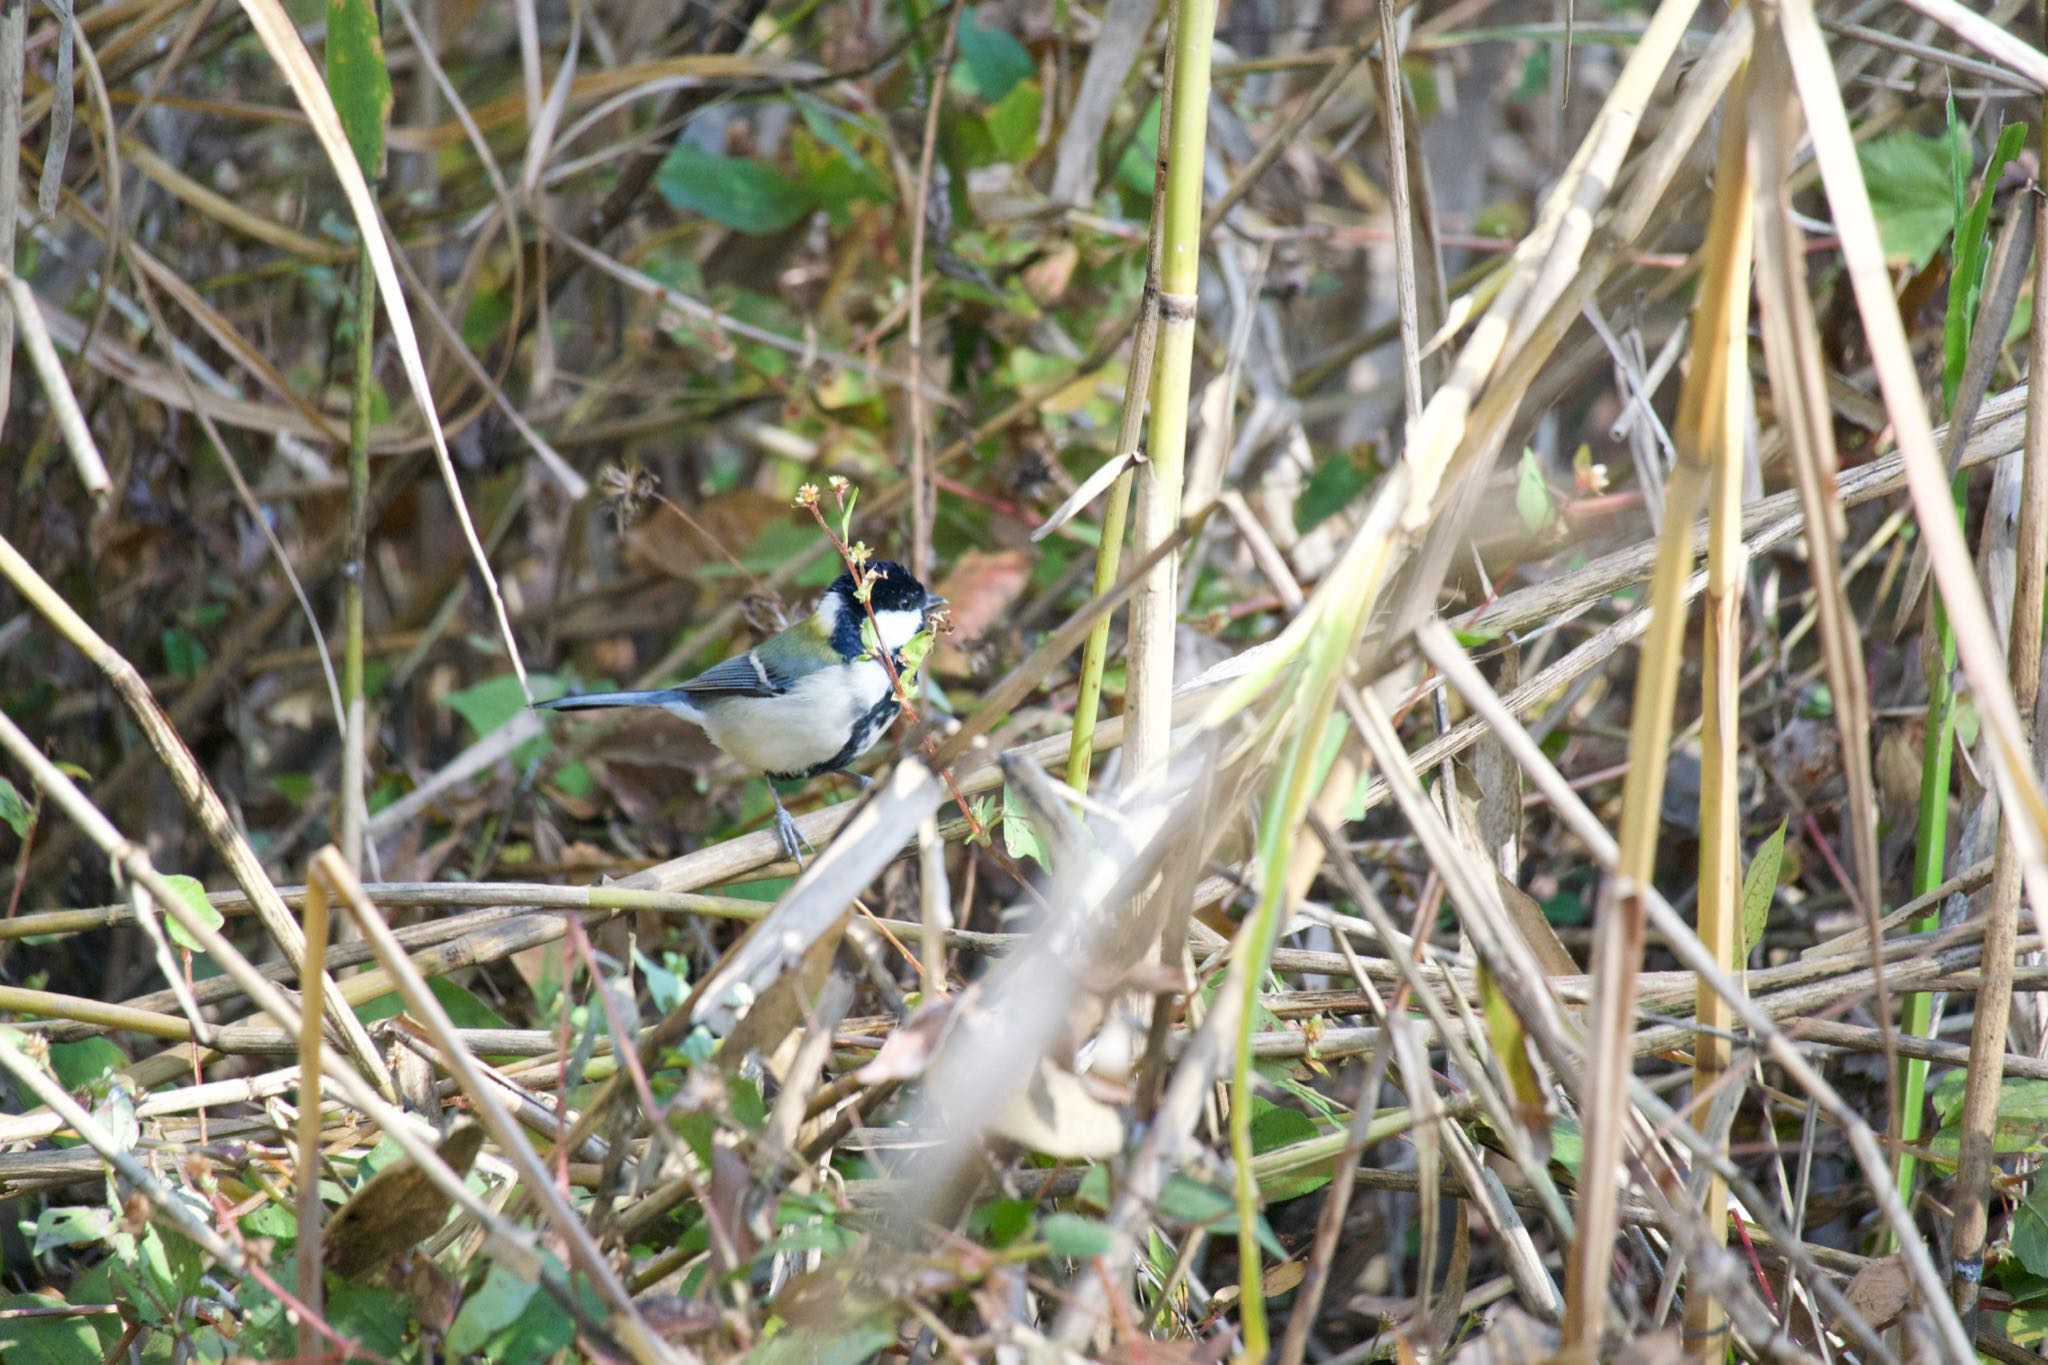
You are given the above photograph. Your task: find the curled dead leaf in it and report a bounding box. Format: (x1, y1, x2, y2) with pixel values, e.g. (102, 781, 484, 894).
(983, 1056, 1126, 1159)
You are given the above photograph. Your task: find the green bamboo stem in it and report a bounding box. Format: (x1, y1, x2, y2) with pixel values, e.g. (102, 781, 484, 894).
(1066, 22, 1176, 794)
(1896, 550, 1960, 1212)
(1124, 0, 1215, 788)
(1064, 470, 1136, 791)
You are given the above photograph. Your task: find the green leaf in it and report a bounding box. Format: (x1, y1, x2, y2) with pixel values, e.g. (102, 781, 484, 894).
(969, 1198, 1033, 1246)
(1001, 783, 1050, 867)
(1515, 450, 1552, 534)
(2014, 1186, 2048, 1278)
(953, 9, 1033, 102)
(657, 141, 814, 234)
(2005, 1306, 2048, 1344)
(447, 672, 557, 737)
(1858, 127, 1964, 270)
(985, 79, 1043, 163)
(446, 671, 563, 766)
(1296, 445, 1377, 534)
(32, 1205, 111, 1254)
(160, 626, 206, 679)
(1550, 1114, 1583, 1176)
(240, 1202, 297, 1240)
(159, 873, 223, 953)
(1154, 1174, 1236, 1226)
(794, 97, 892, 201)
(450, 1261, 539, 1356)
(1943, 119, 2027, 412)
(748, 1320, 896, 1365)
(1250, 1100, 1333, 1202)
(325, 1281, 410, 1357)
(324, 0, 391, 178)
(0, 1295, 101, 1365)
(1041, 1212, 1114, 1258)
(553, 759, 594, 797)
(635, 947, 688, 1014)
(1927, 1076, 2048, 1164)
(1739, 818, 1789, 958)
(0, 776, 30, 837)
(1250, 1105, 1319, 1158)
(1113, 97, 1162, 197)
(48, 1037, 126, 1092)
(356, 976, 514, 1032)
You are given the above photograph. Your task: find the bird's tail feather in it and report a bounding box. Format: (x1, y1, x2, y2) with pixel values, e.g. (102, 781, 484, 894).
(535, 687, 692, 713)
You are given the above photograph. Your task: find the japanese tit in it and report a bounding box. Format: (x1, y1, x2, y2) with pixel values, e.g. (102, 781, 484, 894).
(535, 560, 945, 861)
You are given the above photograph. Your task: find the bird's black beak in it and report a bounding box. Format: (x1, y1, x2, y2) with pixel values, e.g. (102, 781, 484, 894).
(923, 590, 947, 613)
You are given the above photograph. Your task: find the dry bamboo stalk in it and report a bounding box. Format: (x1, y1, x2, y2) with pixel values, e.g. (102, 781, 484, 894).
(1568, 34, 1753, 1345)
(1688, 97, 1753, 1350)
(0, 0, 22, 439)
(294, 866, 331, 1361)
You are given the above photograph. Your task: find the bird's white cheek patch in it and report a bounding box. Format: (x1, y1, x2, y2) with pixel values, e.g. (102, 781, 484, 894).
(873, 607, 927, 653)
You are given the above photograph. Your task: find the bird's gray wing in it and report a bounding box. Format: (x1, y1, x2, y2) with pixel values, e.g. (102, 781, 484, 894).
(674, 650, 795, 698)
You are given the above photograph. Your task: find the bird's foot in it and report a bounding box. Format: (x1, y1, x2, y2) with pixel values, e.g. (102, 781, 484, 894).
(773, 803, 814, 865)
(850, 772, 874, 791)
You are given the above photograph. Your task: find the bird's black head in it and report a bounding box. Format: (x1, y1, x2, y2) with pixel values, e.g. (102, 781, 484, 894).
(828, 560, 945, 617)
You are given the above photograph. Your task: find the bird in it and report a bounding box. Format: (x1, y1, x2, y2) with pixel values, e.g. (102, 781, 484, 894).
(534, 559, 945, 862)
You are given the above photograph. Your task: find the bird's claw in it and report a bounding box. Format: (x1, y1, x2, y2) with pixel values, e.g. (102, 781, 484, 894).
(773, 803, 813, 866)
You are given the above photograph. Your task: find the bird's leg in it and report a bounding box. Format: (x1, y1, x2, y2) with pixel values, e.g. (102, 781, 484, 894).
(768, 781, 812, 864)
(849, 772, 874, 791)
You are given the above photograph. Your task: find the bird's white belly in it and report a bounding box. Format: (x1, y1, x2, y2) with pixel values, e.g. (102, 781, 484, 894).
(696, 661, 892, 777)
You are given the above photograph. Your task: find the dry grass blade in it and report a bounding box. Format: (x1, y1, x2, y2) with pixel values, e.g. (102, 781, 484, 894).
(1889, 0, 2048, 89)
(1951, 183, 2048, 1319)
(1747, 29, 1883, 951)
(1685, 51, 1756, 1347)
(0, 706, 524, 1274)
(1, 271, 110, 498)
(1780, 0, 2048, 944)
